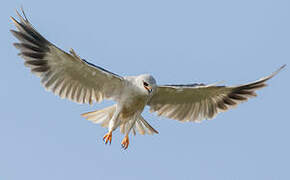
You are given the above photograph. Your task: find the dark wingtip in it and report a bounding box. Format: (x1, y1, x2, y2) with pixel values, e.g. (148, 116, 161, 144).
(280, 64, 286, 70)
(10, 29, 18, 37)
(270, 64, 286, 79)
(276, 64, 286, 73)
(20, 6, 27, 19)
(10, 16, 18, 25)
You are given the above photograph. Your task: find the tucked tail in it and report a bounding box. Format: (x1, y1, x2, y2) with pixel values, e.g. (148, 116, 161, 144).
(82, 105, 158, 135)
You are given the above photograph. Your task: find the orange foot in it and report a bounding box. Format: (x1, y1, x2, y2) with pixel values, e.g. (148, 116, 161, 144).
(103, 131, 112, 144)
(121, 135, 129, 150)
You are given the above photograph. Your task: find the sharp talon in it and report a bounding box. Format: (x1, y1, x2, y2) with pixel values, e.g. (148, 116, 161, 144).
(103, 131, 112, 145)
(121, 135, 129, 150)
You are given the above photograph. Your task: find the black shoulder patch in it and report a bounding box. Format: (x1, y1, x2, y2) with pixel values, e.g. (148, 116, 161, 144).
(163, 83, 206, 87)
(81, 59, 121, 78)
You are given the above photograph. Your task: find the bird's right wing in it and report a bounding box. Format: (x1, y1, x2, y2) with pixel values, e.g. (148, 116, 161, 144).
(148, 65, 285, 122)
(11, 9, 124, 104)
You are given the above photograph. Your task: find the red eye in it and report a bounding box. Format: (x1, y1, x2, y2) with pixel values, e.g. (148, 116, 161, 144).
(143, 82, 149, 86)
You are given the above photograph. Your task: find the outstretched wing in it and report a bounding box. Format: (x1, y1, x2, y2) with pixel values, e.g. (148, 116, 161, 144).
(148, 65, 285, 122)
(11, 9, 124, 104)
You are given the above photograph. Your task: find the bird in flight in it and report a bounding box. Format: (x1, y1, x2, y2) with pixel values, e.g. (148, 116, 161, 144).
(11, 9, 285, 149)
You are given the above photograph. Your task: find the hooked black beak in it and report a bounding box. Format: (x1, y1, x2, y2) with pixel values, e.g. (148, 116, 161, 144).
(145, 86, 153, 93)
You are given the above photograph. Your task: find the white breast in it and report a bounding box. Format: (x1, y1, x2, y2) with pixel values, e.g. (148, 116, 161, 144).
(118, 77, 149, 120)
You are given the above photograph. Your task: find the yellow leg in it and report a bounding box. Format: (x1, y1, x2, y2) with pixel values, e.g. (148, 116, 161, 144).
(103, 131, 112, 144)
(121, 135, 129, 149)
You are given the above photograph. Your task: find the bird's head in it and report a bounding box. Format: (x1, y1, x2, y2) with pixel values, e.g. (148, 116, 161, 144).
(136, 74, 157, 95)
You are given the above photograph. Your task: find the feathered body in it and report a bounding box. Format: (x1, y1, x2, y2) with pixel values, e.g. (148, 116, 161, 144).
(10, 9, 285, 149)
(82, 75, 158, 135)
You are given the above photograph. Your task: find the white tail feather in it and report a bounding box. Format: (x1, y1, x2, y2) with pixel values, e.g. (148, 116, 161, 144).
(136, 116, 159, 135)
(82, 105, 158, 135)
(120, 116, 159, 135)
(81, 105, 116, 128)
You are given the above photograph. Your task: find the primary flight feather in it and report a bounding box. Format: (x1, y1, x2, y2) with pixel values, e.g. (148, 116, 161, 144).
(11, 9, 285, 149)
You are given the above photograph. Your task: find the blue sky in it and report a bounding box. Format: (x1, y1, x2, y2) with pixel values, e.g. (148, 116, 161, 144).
(1, 0, 289, 179)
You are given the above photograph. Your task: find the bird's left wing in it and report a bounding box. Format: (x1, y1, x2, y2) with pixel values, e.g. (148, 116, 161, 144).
(148, 65, 285, 122)
(11, 9, 124, 104)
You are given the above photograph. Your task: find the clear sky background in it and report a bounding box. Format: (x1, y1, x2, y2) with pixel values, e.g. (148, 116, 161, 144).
(1, 0, 289, 180)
